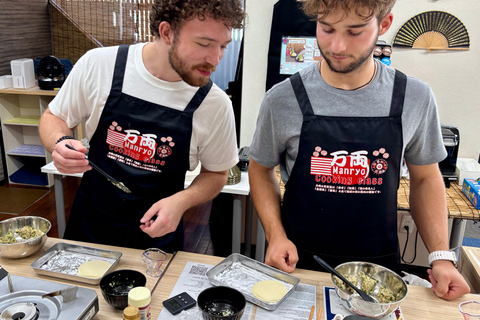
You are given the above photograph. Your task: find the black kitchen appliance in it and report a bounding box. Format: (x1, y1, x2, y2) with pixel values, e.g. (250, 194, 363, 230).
(439, 124, 459, 187)
(37, 56, 65, 90)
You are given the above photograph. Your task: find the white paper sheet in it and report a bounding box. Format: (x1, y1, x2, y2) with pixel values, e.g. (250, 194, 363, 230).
(323, 286, 404, 320)
(156, 261, 317, 320)
(254, 283, 318, 320)
(156, 262, 253, 320)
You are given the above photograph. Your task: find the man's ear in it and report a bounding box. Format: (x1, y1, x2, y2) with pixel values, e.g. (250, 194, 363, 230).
(379, 12, 393, 36)
(158, 21, 174, 45)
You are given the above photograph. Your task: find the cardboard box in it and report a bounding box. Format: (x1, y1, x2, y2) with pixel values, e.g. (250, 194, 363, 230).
(463, 178, 480, 209)
(456, 158, 480, 185)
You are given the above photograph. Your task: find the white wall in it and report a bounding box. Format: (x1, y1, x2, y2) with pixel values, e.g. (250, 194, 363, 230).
(241, 0, 480, 160)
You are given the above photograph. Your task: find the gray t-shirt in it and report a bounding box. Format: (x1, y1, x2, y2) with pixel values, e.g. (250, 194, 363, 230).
(250, 61, 447, 184)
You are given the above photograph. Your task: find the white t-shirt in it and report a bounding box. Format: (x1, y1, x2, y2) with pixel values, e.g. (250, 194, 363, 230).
(49, 43, 239, 172)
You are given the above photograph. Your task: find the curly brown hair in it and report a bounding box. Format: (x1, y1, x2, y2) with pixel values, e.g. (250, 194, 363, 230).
(150, 0, 245, 38)
(301, 0, 396, 22)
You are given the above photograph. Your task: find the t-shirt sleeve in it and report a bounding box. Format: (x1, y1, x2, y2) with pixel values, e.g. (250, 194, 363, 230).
(48, 48, 113, 131)
(403, 84, 447, 165)
(195, 91, 239, 172)
(250, 89, 284, 168)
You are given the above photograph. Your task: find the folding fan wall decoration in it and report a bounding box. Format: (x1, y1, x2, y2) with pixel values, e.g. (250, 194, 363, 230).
(393, 11, 470, 52)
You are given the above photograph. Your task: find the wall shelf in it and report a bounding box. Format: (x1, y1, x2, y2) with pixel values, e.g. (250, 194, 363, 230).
(0, 87, 56, 187)
(4, 115, 40, 126)
(7, 144, 46, 157)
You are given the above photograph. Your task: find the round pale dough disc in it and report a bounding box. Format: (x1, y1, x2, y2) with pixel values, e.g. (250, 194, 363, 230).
(78, 260, 111, 278)
(251, 280, 288, 302)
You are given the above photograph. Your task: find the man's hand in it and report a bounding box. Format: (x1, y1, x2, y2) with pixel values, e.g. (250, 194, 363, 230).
(139, 194, 186, 238)
(427, 260, 470, 300)
(52, 140, 91, 174)
(264, 236, 299, 273)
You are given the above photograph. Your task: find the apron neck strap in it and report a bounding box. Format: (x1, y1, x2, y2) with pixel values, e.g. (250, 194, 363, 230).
(390, 70, 407, 117)
(183, 80, 213, 115)
(290, 72, 315, 118)
(290, 68, 407, 119)
(111, 44, 130, 92)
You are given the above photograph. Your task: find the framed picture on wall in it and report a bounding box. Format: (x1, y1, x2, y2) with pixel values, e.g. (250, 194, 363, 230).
(280, 36, 322, 75)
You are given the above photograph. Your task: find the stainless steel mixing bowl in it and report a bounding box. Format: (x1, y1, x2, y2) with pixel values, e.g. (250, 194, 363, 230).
(332, 261, 408, 319)
(0, 216, 51, 258)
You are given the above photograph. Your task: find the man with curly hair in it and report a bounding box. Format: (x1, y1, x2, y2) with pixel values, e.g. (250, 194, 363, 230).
(249, 0, 469, 300)
(39, 0, 245, 251)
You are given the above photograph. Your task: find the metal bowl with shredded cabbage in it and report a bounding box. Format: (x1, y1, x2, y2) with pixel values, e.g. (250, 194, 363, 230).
(332, 261, 408, 319)
(0, 216, 51, 258)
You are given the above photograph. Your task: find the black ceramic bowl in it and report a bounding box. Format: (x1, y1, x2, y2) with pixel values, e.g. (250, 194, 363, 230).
(99, 269, 147, 309)
(198, 286, 246, 320)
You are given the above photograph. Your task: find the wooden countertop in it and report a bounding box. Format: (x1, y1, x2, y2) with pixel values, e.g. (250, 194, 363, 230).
(397, 177, 480, 220)
(0, 86, 58, 96)
(0, 237, 478, 319)
(277, 169, 480, 220)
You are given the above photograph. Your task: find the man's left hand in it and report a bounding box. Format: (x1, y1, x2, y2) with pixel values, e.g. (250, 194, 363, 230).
(139, 195, 185, 238)
(427, 260, 470, 300)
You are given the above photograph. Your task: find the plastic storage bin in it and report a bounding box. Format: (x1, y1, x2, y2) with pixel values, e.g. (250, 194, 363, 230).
(456, 158, 480, 186)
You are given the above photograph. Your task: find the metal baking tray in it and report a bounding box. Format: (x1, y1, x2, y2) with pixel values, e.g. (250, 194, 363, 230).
(31, 242, 122, 285)
(207, 253, 300, 310)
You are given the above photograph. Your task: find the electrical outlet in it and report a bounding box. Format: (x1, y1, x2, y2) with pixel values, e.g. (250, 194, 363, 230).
(399, 214, 414, 234)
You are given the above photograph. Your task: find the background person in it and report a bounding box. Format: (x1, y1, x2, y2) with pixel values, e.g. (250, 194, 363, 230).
(39, 0, 245, 251)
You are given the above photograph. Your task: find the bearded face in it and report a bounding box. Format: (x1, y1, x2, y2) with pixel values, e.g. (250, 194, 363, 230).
(168, 35, 217, 87)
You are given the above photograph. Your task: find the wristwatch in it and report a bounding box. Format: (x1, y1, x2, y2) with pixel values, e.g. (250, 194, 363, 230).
(427, 250, 457, 268)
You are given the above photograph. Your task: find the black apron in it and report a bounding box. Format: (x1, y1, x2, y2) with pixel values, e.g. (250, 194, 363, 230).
(65, 45, 212, 251)
(282, 69, 406, 272)
(266, 0, 316, 91)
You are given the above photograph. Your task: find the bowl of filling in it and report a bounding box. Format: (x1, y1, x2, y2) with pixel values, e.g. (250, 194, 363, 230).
(100, 269, 146, 309)
(0, 216, 51, 258)
(198, 286, 246, 320)
(332, 261, 408, 319)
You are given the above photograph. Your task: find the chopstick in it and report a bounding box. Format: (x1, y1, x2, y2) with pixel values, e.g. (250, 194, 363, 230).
(316, 307, 322, 320)
(151, 251, 177, 295)
(308, 305, 315, 320)
(65, 144, 131, 193)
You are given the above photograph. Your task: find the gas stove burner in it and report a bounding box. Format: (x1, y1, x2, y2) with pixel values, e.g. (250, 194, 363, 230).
(0, 303, 39, 320)
(0, 276, 99, 320)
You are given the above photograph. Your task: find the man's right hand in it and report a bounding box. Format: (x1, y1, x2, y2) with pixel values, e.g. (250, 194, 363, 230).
(52, 139, 91, 174)
(265, 236, 299, 273)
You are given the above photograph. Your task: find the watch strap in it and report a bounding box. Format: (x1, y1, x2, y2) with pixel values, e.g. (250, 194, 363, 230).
(55, 135, 74, 145)
(428, 250, 457, 267)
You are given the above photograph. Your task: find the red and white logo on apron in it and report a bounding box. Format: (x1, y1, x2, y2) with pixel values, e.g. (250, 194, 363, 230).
(310, 146, 389, 186)
(105, 121, 176, 171)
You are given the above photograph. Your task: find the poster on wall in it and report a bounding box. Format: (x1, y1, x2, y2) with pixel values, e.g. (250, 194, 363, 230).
(280, 36, 322, 75)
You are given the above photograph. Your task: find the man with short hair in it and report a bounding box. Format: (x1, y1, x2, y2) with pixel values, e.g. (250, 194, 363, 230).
(249, 0, 469, 300)
(39, 0, 245, 251)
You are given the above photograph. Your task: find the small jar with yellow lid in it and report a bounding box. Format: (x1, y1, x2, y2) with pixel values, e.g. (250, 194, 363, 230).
(123, 305, 140, 320)
(128, 287, 151, 320)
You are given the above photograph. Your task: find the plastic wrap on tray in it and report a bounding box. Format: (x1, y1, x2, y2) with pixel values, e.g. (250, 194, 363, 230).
(31, 242, 122, 285)
(207, 253, 300, 311)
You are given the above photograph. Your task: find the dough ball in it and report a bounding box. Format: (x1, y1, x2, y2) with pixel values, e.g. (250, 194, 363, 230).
(78, 260, 111, 278)
(251, 280, 288, 302)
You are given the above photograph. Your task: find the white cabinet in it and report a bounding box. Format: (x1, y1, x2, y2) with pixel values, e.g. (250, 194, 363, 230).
(0, 87, 56, 187)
